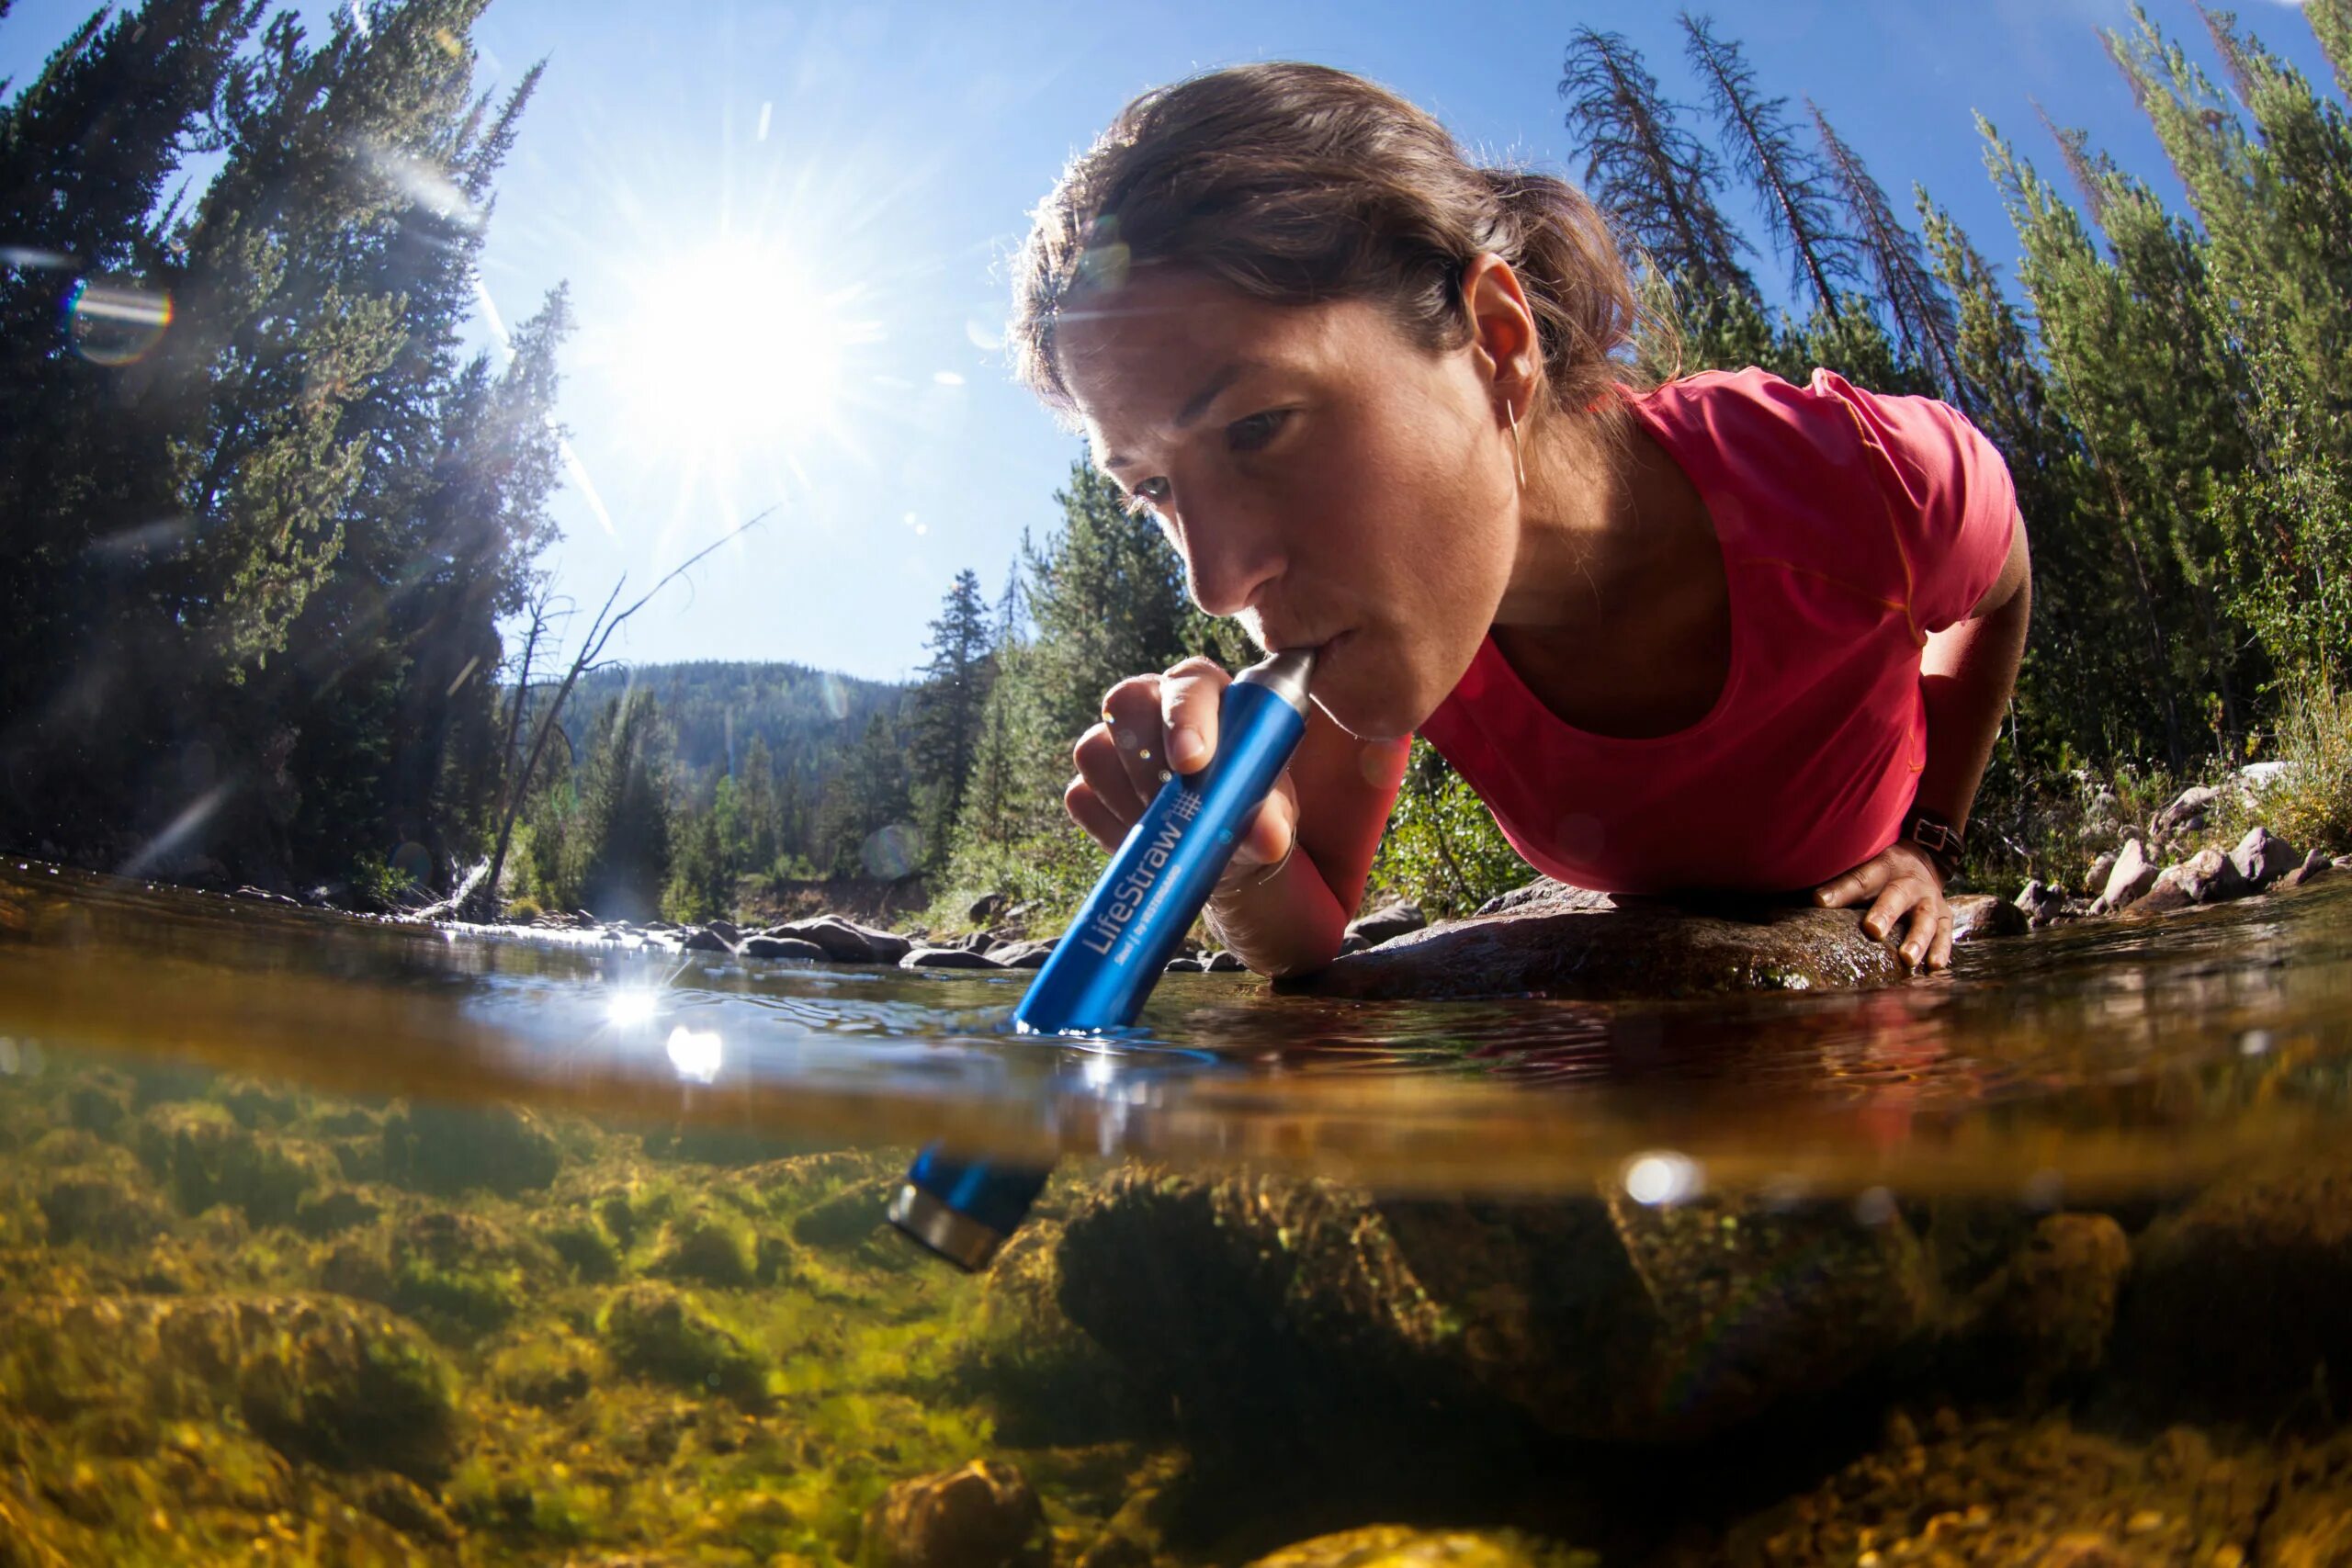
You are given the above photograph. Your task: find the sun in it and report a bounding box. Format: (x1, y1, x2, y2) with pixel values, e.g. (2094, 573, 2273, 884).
(603, 237, 876, 464)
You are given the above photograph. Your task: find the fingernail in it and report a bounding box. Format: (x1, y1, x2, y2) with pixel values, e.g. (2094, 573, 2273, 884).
(1170, 725, 1205, 770)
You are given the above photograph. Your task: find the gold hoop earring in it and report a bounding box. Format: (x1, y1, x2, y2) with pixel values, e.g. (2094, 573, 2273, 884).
(1506, 402, 1527, 491)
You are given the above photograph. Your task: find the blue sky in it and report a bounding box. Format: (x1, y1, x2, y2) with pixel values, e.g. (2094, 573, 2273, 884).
(4, 0, 2340, 682)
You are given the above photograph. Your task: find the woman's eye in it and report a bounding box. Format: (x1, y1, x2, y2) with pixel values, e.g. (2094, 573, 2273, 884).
(1227, 409, 1291, 453)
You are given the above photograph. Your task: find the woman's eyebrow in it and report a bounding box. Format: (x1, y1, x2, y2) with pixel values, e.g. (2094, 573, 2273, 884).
(1102, 358, 1265, 469)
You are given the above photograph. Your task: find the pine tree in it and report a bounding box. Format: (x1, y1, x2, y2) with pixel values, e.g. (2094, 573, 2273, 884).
(1557, 26, 1756, 307)
(569, 689, 673, 921)
(1680, 12, 1865, 318)
(910, 568, 997, 865)
(1808, 102, 1967, 407)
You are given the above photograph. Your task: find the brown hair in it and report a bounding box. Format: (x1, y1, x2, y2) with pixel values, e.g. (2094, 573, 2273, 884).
(1011, 62, 1646, 424)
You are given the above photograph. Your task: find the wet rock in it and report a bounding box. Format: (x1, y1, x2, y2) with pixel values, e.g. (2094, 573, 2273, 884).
(2280, 849, 2335, 890)
(62, 1070, 133, 1135)
(1724, 1411, 2273, 1566)
(681, 927, 735, 953)
(598, 1282, 768, 1406)
(1475, 878, 1613, 918)
(1246, 1525, 1594, 1568)
(542, 1213, 624, 1280)
(2115, 1154, 2352, 1416)
(2179, 846, 2249, 903)
(2093, 838, 2158, 915)
(1162, 956, 1204, 973)
(1204, 949, 1246, 973)
(1290, 896, 1903, 1002)
(863, 1459, 1040, 1568)
(380, 1100, 560, 1197)
(1052, 1168, 1928, 1444)
(2229, 826, 2301, 893)
(967, 891, 1011, 925)
(358, 1472, 458, 1547)
(1347, 899, 1426, 947)
(134, 1102, 327, 1224)
(739, 934, 828, 961)
(770, 915, 912, 964)
(989, 939, 1056, 969)
(488, 1326, 597, 1411)
(707, 919, 742, 943)
(902, 946, 1006, 970)
(1950, 894, 2029, 943)
(791, 1176, 898, 1252)
(0, 1294, 458, 1481)
(2126, 863, 2198, 916)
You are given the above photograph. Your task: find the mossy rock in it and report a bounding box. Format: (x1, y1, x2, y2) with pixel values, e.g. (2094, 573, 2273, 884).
(543, 1213, 624, 1280)
(62, 1070, 134, 1136)
(863, 1459, 1041, 1568)
(380, 1100, 561, 1197)
(38, 1172, 171, 1248)
(1246, 1526, 1597, 1568)
(598, 1281, 768, 1407)
(791, 1177, 899, 1252)
(489, 1326, 598, 1410)
(1053, 1168, 1928, 1446)
(208, 1077, 300, 1129)
(0, 1293, 458, 1482)
(292, 1184, 381, 1237)
(649, 1206, 760, 1287)
(134, 1102, 328, 1224)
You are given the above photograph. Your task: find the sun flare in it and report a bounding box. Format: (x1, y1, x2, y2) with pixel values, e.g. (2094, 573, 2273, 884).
(604, 238, 875, 464)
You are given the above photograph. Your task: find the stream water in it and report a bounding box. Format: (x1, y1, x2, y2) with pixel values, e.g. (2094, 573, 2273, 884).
(6, 856, 2352, 1563)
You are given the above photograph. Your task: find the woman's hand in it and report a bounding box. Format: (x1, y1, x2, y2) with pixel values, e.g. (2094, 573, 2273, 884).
(1814, 841, 1952, 972)
(1065, 656, 1299, 888)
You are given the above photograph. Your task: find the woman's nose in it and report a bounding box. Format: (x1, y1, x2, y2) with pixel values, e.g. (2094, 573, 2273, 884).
(1173, 490, 1283, 618)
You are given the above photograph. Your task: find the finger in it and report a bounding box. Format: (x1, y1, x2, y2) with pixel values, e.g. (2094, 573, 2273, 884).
(1860, 880, 1918, 946)
(1101, 675, 1172, 803)
(1894, 899, 1938, 969)
(1926, 910, 1955, 972)
(1159, 656, 1231, 774)
(1815, 858, 1891, 909)
(1073, 722, 1149, 824)
(1216, 772, 1298, 888)
(1064, 775, 1129, 854)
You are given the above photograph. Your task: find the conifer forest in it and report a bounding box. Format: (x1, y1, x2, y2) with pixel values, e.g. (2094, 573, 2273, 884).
(6, 0, 2352, 929)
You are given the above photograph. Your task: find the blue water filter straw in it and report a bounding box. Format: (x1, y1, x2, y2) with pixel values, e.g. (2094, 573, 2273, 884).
(887, 647, 1317, 1270)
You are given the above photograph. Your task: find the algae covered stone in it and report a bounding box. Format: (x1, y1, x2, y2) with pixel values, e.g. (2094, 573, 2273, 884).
(598, 1280, 768, 1406)
(1246, 1525, 1595, 1568)
(380, 1100, 561, 1196)
(134, 1100, 328, 1223)
(864, 1459, 1041, 1568)
(1051, 1168, 1928, 1446)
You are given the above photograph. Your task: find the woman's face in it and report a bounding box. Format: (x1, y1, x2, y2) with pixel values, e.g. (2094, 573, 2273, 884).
(1054, 266, 1518, 741)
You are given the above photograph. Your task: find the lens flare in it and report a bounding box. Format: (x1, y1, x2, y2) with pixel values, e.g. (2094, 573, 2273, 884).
(665, 1024, 723, 1084)
(67, 278, 173, 366)
(860, 822, 922, 880)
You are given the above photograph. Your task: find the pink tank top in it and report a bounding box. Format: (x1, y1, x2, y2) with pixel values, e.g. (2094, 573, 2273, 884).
(1417, 367, 2018, 895)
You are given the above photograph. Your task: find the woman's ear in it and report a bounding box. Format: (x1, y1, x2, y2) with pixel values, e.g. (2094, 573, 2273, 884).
(1460, 253, 1543, 412)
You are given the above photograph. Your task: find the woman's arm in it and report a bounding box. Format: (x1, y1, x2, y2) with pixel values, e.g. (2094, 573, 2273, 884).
(1815, 511, 2031, 971)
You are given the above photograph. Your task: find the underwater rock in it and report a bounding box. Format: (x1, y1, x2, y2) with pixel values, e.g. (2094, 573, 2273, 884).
(1348, 899, 1427, 946)
(0, 1293, 458, 1481)
(37, 1171, 170, 1247)
(62, 1069, 133, 1135)
(1051, 1168, 1928, 1445)
(1949, 894, 2029, 943)
(1723, 1411, 2274, 1565)
(649, 1204, 760, 1287)
(791, 1175, 899, 1252)
(134, 1101, 328, 1224)
(863, 1459, 1041, 1568)
(542, 1212, 624, 1280)
(379, 1100, 560, 1197)
(2114, 1154, 2352, 1416)
(1952, 1213, 2132, 1394)
(2229, 826, 2301, 892)
(1288, 893, 1905, 1001)
(292, 1185, 380, 1237)
(598, 1281, 768, 1407)
(1245, 1525, 1595, 1568)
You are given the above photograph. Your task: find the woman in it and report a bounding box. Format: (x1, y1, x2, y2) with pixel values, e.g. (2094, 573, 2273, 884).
(1015, 62, 2030, 980)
